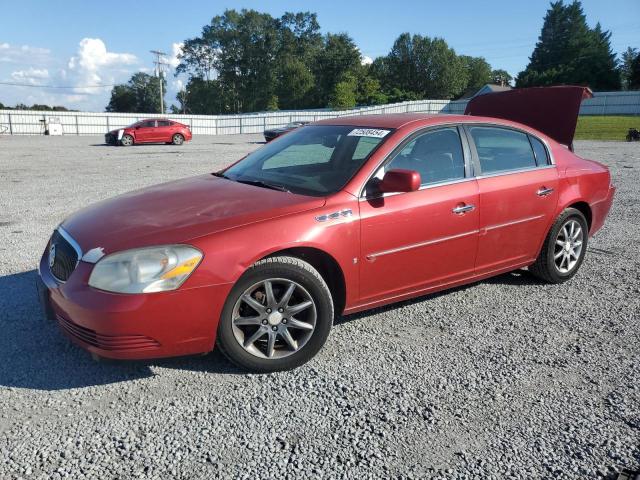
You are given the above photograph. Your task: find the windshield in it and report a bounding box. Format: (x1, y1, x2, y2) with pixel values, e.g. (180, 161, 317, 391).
(223, 125, 390, 196)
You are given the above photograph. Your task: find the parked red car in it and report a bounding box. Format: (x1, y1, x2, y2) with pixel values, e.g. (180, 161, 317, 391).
(105, 119, 192, 146)
(39, 87, 614, 372)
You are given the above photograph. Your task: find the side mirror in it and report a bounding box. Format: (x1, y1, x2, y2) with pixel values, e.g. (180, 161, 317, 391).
(378, 169, 421, 193)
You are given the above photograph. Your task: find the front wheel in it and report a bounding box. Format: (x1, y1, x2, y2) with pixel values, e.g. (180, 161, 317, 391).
(172, 133, 184, 145)
(530, 208, 589, 283)
(216, 256, 334, 372)
(120, 134, 134, 146)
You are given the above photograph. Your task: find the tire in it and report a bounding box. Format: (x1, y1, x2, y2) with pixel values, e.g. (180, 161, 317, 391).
(172, 133, 184, 145)
(529, 208, 589, 283)
(120, 134, 134, 146)
(216, 256, 334, 372)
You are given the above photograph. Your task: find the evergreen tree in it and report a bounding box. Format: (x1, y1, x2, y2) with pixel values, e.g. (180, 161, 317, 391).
(621, 47, 639, 90)
(517, 1, 620, 90)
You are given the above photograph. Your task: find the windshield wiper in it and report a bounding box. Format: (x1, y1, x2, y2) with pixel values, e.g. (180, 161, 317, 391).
(212, 171, 229, 179)
(235, 179, 291, 193)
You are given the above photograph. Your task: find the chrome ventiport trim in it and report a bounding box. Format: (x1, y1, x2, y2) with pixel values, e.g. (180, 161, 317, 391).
(316, 209, 353, 222)
(366, 229, 479, 260)
(82, 247, 105, 264)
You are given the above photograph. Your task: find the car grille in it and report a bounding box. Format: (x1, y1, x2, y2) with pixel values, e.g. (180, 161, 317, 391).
(56, 314, 161, 351)
(49, 229, 80, 282)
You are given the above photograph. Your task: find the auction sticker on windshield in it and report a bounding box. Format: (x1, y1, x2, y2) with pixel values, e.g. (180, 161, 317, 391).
(347, 128, 390, 138)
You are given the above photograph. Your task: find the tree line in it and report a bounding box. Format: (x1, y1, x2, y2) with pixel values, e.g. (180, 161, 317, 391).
(96, 1, 637, 114)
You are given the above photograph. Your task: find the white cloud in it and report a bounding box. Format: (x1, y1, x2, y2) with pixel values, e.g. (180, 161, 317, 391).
(172, 78, 184, 91)
(67, 38, 136, 86)
(361, 56, 373, 66)
(11, 67, 49, 84)
(168, 42, 184, 68)
(0, 42, 50, 63)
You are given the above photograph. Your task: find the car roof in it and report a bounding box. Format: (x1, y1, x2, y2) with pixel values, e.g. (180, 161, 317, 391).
(313, 113, 510, 129)
(312, 113, 554, 142)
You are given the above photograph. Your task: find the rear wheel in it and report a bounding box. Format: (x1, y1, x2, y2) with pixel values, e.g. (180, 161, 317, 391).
(120, 134, 134, 146)
(530, 208, 588, 283)
(216, 256, 333, 372)
(172, 133, 184, 145)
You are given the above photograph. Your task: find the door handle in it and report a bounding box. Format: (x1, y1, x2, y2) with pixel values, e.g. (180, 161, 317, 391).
(537, 187, 554, 196)
(452, 204, 475, 214)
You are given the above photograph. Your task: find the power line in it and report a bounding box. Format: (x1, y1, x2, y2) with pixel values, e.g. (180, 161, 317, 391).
(0, 81, 116, 89)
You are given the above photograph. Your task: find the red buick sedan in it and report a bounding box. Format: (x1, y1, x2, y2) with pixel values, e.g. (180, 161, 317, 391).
(105, 119, 192, 146)
(39, 87, 614, 372)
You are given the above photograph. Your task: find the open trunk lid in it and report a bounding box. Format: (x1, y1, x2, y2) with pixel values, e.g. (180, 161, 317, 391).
(464, 86, 593, 148)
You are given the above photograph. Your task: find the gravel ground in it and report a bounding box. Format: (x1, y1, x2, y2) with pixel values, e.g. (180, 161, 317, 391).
(0, 135, 638, 479)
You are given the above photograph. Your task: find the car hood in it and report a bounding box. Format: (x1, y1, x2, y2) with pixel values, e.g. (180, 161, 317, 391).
(61, 174, 326, 255)
(464, 86, 593, 147)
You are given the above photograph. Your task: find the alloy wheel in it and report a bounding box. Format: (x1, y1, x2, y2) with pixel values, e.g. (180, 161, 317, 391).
(231, 278, 317, 359)
(553, 219, 584, 274)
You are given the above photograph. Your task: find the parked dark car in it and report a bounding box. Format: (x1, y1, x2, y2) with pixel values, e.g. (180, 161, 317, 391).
(264, 121, 309, 142)
(105, 119, 192, 146)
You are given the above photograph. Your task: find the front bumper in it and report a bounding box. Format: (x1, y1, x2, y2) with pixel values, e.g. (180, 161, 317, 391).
(38, 248, 232, 360)
(104, 132, 118, 145)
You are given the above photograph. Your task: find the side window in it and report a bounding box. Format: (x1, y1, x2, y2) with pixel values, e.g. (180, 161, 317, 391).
(352, 136, 380, 161)
(469, 127, 537, 174)
(142, 120, 156, 128)
(529, 135, 550, 166)
(385, 127, 465, 186)
(157, 120, 172, 127)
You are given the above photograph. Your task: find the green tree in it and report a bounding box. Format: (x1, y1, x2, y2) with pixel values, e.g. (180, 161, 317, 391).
(629, 53, 640, 90)
(375, 33, 468, 99)
(328, 72, 358, 110)
(106, 73, 165, 113)
(312, 33, 361, 106)
(620, 47, 639, 90)
(356, 73, 387, 105)
(0, 101, 6, 109)
(178, 9, 327, 113)
(105, 85, 136, 113)
(275, 57, 315, 109)
(491, 69, 513, 87)
(460, 56, 492, 91)
(517, 1, 620, 90)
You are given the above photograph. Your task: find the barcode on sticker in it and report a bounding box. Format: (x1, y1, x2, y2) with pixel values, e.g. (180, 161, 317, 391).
(347, 128, 390, 138)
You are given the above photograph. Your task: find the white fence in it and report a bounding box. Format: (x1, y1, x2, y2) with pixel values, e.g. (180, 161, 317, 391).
(0, 91, 638, 136)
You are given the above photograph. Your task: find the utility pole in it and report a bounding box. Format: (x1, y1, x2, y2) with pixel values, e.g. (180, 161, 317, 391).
(150, 50, 169, 114)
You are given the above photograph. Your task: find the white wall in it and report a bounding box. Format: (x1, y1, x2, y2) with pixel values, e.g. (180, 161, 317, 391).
(0, 91, 637, 136)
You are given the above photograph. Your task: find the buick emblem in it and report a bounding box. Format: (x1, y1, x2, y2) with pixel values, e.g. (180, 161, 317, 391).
(49, 243, 56, 268)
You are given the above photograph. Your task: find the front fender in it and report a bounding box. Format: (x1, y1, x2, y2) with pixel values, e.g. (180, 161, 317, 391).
(187, 201, 361, 309)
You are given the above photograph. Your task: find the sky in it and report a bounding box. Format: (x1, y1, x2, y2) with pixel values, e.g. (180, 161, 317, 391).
(1, 0, 638, 112)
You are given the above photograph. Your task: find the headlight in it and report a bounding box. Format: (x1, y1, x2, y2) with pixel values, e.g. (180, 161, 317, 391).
(88, 245, 203, 294)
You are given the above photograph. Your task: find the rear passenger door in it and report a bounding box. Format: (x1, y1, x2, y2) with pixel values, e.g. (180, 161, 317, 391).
(156, 120, 173, 142)
(465, 125, 558, 273)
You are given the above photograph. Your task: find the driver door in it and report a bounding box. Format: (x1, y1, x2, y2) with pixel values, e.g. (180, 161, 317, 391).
(358, 127, 480, 305)
(135, 120, 156, 143)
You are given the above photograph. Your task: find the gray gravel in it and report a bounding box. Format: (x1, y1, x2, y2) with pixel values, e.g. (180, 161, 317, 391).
(0, 135, 638, 479)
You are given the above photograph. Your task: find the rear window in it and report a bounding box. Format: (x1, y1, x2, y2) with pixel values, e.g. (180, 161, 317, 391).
(158, 120, 172, 127)
(529, 135, 550, 166)
(469, 127, 537, 174)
